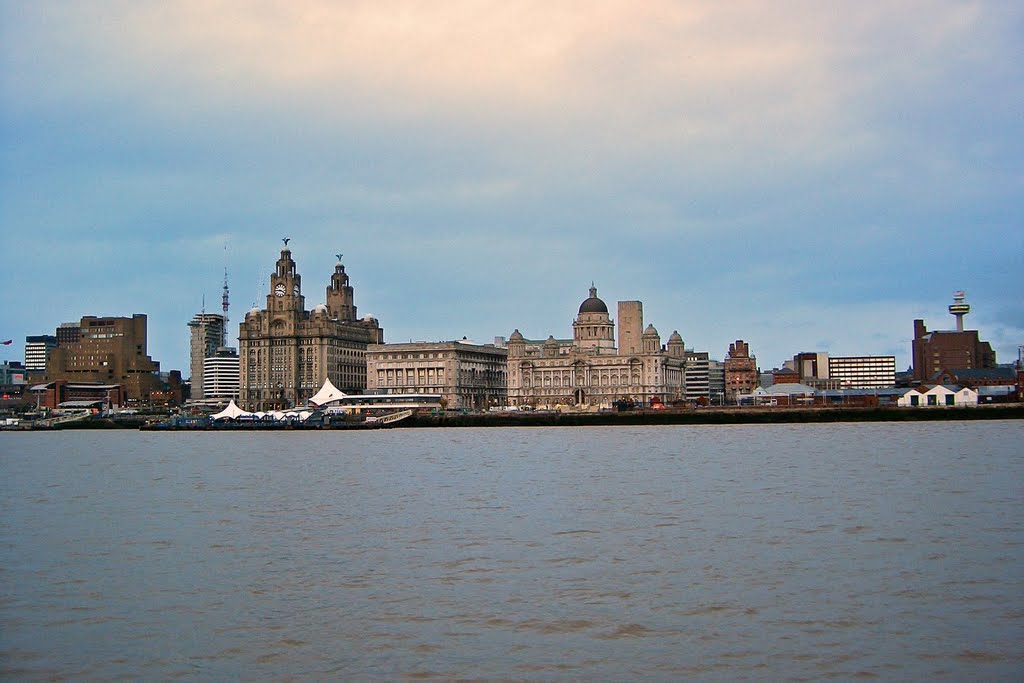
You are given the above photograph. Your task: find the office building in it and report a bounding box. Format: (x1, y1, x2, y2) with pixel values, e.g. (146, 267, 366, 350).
(44, 314, 165, 404)
(188, 313, 226, 400)
(827, 355, 896, 389)
(202, 347, 240, 401)
(367, 340, 508, 410)
(24, 335, 57, 372)
(912, 292, 996, 382)
(683, 350, 710, 401)
(238, 245, 383, 410)
(506, 286, 687, 409)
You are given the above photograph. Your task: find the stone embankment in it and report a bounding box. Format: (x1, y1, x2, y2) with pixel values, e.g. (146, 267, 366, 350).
(401, 404, 1024, 428)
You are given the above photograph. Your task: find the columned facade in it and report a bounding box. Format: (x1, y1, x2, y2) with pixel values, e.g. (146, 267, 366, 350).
(507, 286, 687, 409)
(366, 340, 508, 410)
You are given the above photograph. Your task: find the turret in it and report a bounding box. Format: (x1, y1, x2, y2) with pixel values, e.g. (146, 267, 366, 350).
(326, 260, 356, 321)
(642, 324, 661, 354)
(508, 329, 526, 358)
(667, 330, 685, 358)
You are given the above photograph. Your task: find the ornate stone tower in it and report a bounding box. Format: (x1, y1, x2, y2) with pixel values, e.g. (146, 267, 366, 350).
(238, 244, 384, 409)
(667, 330, 685, 358)
(326, 260, 357, 322)
(617, 301, 643, 355)
(642, 324, 661, 354)
(573, 285, 615, 354)
(267, 247, 304, 320)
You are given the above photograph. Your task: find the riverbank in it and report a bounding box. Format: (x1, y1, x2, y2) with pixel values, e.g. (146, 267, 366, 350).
(402, 404, 1024, 428)
(7, 404, 1023, 430)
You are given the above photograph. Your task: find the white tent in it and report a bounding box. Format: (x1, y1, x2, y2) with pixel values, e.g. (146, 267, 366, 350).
(211, 400, 252, 420)
(309, 377, 347, 407)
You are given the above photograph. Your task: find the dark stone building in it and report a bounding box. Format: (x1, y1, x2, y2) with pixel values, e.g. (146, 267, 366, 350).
(238, 246, 384, 410)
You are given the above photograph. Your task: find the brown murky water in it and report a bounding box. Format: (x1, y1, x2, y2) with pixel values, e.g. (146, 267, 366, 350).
(2, 422, 1022, 680)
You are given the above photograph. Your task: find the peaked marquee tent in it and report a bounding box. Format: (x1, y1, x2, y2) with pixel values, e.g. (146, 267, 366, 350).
(308, 378, 348, 407)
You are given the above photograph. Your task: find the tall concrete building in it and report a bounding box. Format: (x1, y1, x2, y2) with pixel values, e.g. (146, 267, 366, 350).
(238, 245, 384, 410)
(912, 292, 996, 382)
(188, 313, 226, 400)
(724, 339, 758, 401)
(202, 347, 240, 401)
(45, 314, 164, 404)
(683, 350, 711, 402)
(367, 340, 508, 410)
(56, 322, 81, 346)
(789, 351, 895, 389)
(708, 359, 726, 403)
(24, 335, 57, 373)
(828, 356, 896, 389)
(506, 285, 687, 409)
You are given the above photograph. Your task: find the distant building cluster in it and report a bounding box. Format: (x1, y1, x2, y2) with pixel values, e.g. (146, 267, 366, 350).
(4, 243, 1021, 414)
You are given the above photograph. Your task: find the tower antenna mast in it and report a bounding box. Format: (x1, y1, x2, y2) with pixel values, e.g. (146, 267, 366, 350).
(949, 290, 970, 333)
(221, 242, 230, 347)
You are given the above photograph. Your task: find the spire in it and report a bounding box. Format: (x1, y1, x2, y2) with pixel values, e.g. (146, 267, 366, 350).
(221, 243, 230, 347)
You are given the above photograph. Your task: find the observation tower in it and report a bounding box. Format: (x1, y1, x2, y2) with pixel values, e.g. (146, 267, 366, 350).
(948, 290, 970, 332)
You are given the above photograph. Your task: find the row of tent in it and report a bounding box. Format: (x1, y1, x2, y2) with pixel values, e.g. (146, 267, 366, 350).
(210, 401, 315, 422)
(209, 377, 349, 421)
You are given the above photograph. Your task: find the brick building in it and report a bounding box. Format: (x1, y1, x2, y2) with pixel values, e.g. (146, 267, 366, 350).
(912, 319, 995, 382)
(724, 339, 758, 401)
(44, 314, 167, 405)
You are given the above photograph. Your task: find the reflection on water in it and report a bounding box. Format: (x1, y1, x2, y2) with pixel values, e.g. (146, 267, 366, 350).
(2, 422, 1022, 680)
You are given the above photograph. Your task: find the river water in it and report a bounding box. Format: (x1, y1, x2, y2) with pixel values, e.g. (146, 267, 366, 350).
(1, 421, 1022, 681)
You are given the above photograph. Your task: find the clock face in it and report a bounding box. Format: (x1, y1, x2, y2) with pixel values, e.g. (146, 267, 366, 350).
(274, 283, 285, 297)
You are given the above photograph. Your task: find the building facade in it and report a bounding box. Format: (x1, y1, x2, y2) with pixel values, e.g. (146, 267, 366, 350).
(912, 293, 996, 382)
(724, 340, 758, 401)
(188, 313, 226, 400)
(44, 314, 165, 404)
(912, 319, 996, 382)
(366, 340, 508, 410)
(506, 287, 688, 409)
(238, 247, 384, 410)
(827, 355, 896, 389)
(24, 335, 57, 373)
(56, 322, 81, 346)
(708, 359, 726, 404)
(683, 350, 710, 401)
(203, 347, 240, 401)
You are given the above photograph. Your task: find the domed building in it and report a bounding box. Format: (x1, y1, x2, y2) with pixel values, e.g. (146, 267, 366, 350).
(238, 246, 384, 410)
(506, 286, 688, 409)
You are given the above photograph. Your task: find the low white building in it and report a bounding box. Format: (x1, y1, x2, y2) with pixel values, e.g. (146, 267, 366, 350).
(897, 385, 978, 407)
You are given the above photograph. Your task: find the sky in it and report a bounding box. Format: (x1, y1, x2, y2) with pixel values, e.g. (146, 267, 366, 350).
(2, 1, 1022, 376)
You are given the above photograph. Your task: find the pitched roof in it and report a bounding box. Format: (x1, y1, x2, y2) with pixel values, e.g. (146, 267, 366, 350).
(948, 367, 1016, 381)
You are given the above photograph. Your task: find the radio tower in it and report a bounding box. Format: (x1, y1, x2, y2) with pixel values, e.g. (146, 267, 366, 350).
(948, 290, 970, 332)
(221, 243, 230, 347)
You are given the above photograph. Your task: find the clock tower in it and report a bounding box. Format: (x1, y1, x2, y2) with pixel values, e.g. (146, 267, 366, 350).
(267, 247, 304, 314)
(239, 242, 384, 410)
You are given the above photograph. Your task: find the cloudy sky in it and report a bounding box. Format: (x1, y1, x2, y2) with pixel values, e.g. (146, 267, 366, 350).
(2, 1, 1021, 375)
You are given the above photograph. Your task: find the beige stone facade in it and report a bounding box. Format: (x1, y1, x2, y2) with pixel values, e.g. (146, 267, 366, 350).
(238, 247, 383, 410)
(366, 340, 508, 410)
(507, 286, 687, 409)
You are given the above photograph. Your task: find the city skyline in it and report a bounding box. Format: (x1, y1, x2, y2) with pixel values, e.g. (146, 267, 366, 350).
(2, 2, 1021, 374)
